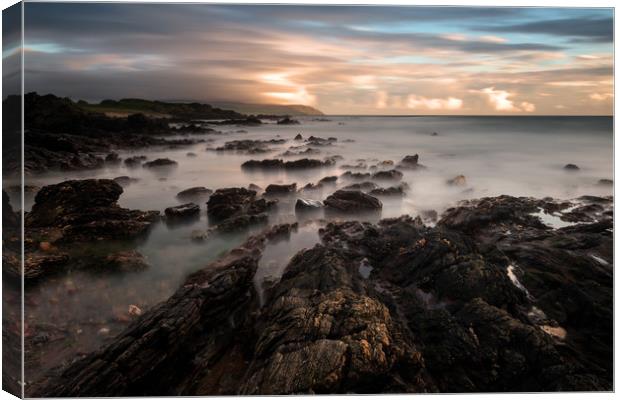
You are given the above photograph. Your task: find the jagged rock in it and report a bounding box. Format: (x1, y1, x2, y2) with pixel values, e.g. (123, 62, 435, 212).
(25, 179, 160, 243)
(143, 158, 178, 168)
(176, 187, 213, 201)
(265, 183, 297, 195)
(295, 198, 323, 212)
(324, 190, 382, 213)
(165, 203, 200, 220)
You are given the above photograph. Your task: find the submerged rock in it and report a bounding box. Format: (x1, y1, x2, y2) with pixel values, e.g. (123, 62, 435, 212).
(446, 175, 467, 186)
(372, 169, 403, 181)
(397, 154, 425, 170)
(104, 250, 149, 272)
(143, 158, 178, 168)
(176, 186, 213, 201)
(564, 164, 580, 171)
(324, 190, 382, 213)
(342, 181, 378, 192)
(113, 176, 139, 187)
(341, 171, 372, 181)
(369, 183, 408, 197)
(124, 155, 147, 167)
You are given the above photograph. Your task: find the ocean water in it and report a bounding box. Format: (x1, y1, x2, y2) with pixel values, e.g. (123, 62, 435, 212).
(12, 116, 613, 382)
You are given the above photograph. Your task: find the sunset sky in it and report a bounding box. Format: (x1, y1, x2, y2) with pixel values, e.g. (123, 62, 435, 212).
(12, 4, 614, 115)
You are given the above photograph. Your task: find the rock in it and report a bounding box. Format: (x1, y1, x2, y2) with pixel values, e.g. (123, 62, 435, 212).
(176, 187, 213, 201)
(342, 181, 378, 192)
(295, 198, 323, 212)
(104, 250, 150, 272)
(397, 154, 425, 170)
(265, 183, 297, 195)
(294, 134, 303, 141)
(300, 183, 323, 192)
(207, 188, 276, 229)
(241, 159, 284, 169)
(215, 139, 285, 154)
(431, 132, 438, 136)
(446, 175, 467, 186)
(369, 184, 408, 197)
(25, 179, 160, 243)
(285, 158, 334, 169)
(113, 176, 139, 187)
(143, 158, 178, 168)
(341, 171, 371, 181)
(186, 152, 197, 157)
(164, 203, 200, 220)
(318, 176, 338, 184)
(277, 117, 300, 125)
(372, 169, 403, 181)
(124, 155, 147, 167)
(324, 190, 382, 213)
(598, 179, 613, 186)
(105, 153, 121, 163)
(216, 213, 269, 232)
(564, 164, 580, 171)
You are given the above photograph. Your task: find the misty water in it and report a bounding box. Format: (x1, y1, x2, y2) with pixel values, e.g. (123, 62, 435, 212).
(10, 116, 613, 383)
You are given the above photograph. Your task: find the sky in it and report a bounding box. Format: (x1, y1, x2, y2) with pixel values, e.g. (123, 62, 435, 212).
(6, 4, 615, 115)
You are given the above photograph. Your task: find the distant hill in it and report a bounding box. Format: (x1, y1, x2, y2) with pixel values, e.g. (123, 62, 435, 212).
(210, 102, 324, 116)
(78, 98, 244, 120)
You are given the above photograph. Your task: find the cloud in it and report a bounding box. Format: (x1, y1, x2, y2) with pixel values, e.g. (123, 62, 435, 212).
(406, 95, 463, 111)
(479, 17, 613, 42)
(476, 87, 535, 112)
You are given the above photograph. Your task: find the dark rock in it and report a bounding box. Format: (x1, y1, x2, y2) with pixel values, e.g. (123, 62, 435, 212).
(105, 153, 121, 163)
(215, 139, 285, 154)
(186, 152, 197, 157)
(318, 176, 338, 184)
(397, 154, 425, 170)
(369, 183, 408, 197)
(124, 155, 147, 167)
(216, 213, 269, 232)
(295, 198, 323, 212)
(341, 171, 371, 181)
(372, 169, 403, 181)
(176, 187, 213, 201)
(564, 164, 580, 171)
(164, 203, 200, 220)
(207, 188, 275, 229)
(241, 159, 284, 169)
(104, 250, 149, 272)
(431, 132, 438, 136)
(277, 117, 300, 125)
(598, 179, 613, 186)
(113, 176, 139, 187)
(285, 158, 333, 169)
(143, 158, 178, 168)
(342, 181, 378, 192)
(294, 134, 303, 140)
(324, 190, 382, 212)
(265, 183, 297, 195)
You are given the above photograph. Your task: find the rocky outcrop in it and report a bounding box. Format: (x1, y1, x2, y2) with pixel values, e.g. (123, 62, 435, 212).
(324, 190, 382, 213)
(30, 195, 612, 394)
(206, 188, 276, 231)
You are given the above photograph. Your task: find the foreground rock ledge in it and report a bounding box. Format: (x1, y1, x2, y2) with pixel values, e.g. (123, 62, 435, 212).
(31, 195, 612, 395)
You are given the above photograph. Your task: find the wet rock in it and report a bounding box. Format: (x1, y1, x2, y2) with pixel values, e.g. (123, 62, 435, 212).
(324, 190, 382, 213)
(277, 117, 300, 125)
(176, 187, 213, 202)
(295, 198, 323, 212)
(318, 175, 338, 184)
(104, 250, 150, 272)
(241, 159, 283, 169)
(265, 183, 297, 195)
(294, 133, 303, 141)
(369, 183, 408, 197)
(207, 187, 276, 231)
(447, 175, 467, 186)
(113, 176, 139, 187)
(25, 179, 160, 243)
(124, 155, 147, 167)
(165, 203, 200, 220)
(372, 169, 403, 181)
(285, 158, 334, 169)
(143, 158, 178, 168)
(341, 171, 371, 181)
(342, 181, 378, 192)
(215, 139, 285, 154)
(397, 154, 425, 170)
